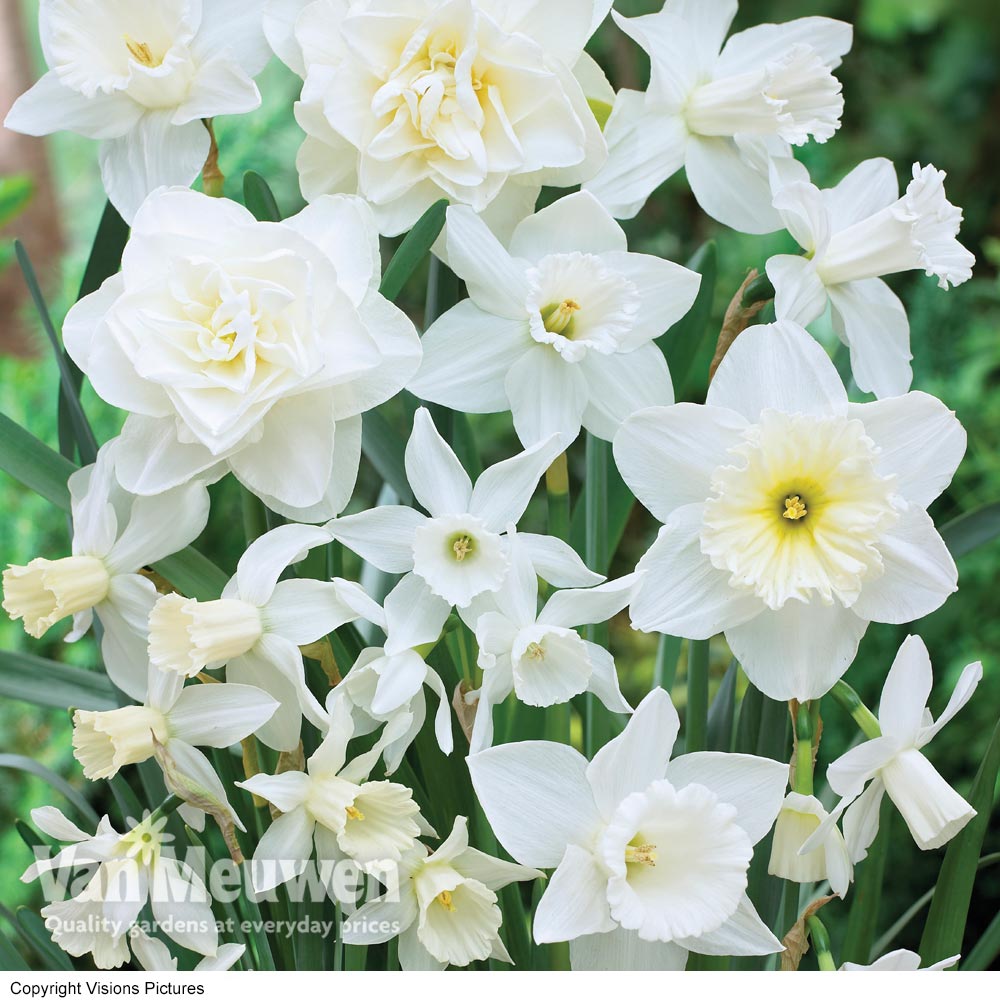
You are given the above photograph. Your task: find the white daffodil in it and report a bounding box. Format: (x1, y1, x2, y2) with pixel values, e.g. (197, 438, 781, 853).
(4, 0, 269, 222)
(148, 523, 380, 751)
(841, 949, 960, 972)
(239, 703, 424, 891)
(461, 535, 635, 752)
(129, 927, 246, 972)
(806, 636, 982, 856)
(327, 407, 589, 608)
(767, 792, 852, 898)
(265, 0, 611, 237)
(2, 439, 209, 700)
(332, 573, 454, 774)
(342, 816, 542, 970)
(614, 321, 965, 701)
(469, 688, 789, 970)
(585, 1, 852, 233)
(766, 159, 975, 398)
(63, 189, 421, 522)
(22, 807, 218, 969)
(408, 194, 700, 447)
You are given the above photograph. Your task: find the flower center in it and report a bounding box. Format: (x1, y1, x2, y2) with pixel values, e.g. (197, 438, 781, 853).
(625, 841, 658, 868)
(525, 641, 545, 661)
(701, 410, 899, 609)
(346, 804, 365, 821)
(118, 816, 168, 868)
(782, 495, 808, 520)
(450, 534, 475, 562)
(541, 299, 581, 336)
(124, 35, 161, 68)
(436, 890, 456, 911)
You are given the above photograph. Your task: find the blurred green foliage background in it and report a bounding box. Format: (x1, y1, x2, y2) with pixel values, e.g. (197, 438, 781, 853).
(0, 0, 997, 969)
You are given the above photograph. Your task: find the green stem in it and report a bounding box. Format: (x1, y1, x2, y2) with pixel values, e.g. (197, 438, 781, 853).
(653, 634, 682, 693)
(793, 703, 814, 796)
(807, 916, 837, 971)
(830, 680, 882, 739)
(546, 452, 571, 543)
(584, 435, 610, 755)
(686, 640, 710, 752)
(241, 488, 268, 545)
(147, 794, 182, 824)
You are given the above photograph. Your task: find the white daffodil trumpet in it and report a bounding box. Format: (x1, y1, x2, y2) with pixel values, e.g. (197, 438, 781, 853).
(147, 522, 381, 751)
(470, 688, 789, 970)
(614, 321, 965, 701)
(584, 1, 852, 233)
(21, 807, 218, 969)
(331, 573, 455, 774)
(264, 0, 611, 237)
(327, 407, 596, 608)
(460, 533, 636, 751)
(767, 793, 852, 897)
(766, 158, 975, 398)
(804, 636, 983, 858)
(4, 0, 270, 221)
(409, 194, 701, 448)
(2, 439, 209, 700)
(239, 702, 427, 891)
(62, 189, 421, 521)
(342, 816, 543, 970)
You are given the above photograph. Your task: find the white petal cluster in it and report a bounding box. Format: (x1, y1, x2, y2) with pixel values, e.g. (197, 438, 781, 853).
(4, 0, 270, 221)
(410, 193, 700, 447)
(615, 322, 965, 701)
(63, 189, 421, 522)
(265, 0, 611, 235)
(585, 1, 852, 232)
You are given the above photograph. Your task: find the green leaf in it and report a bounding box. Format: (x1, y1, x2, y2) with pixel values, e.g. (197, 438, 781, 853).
(658, 241, 717, 397)
(919, 717, 1000, 966)
(963, 908, 1000, 970)
(243, 171, 283, 222)
(0, 175, 33, 228)
(15, 241, 98, 465)
(569, 455, 634, 573)
(941, 501, 1000, 558)
(0, 413, 229, 599)
(0, 929, 29, 972)
(0, 650, 119, 713)
(78, 200, 129, 299)
(16, 909, 74, 971)
(706, 659, 738, 752)
(0, 754, 99, 827)
(379, 198, 448, 303)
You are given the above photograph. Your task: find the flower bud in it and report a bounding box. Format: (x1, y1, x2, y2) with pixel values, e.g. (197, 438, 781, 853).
(72, 706, 168, 780)
(2, 556, 110, 638)
(148, 593, 262, 676)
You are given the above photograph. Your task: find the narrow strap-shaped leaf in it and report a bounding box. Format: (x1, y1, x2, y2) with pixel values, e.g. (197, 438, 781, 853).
(15, 241, 98, 465)
(0, 929, 29, 972)
(706, 658, 739, 752)
(16, 909, 74, 971)
(361, 407, 413, 504)
(963, 908, 1000, 970)
(0, 651, 119, 712)
(243, 171, 283, 222)
(379, 198, 448, 303)
(841, 796, 892, 964)
(941, 501, 1000, 558)
(78, 200, 129, 299)
(0, 754, 100, 827)
(657, 240, 718, 399)
(919, 718, 1000, 965)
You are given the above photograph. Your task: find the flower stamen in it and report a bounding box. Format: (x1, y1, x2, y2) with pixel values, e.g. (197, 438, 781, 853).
(625, 842, 657, 867)
(542, 299, 581, 336)
(124, 36, 159, 68)
(436, 890, 456, 911)
(783, 495, 808, 521)
(452, 535, 473, 561)
(346, 804, 365, 821)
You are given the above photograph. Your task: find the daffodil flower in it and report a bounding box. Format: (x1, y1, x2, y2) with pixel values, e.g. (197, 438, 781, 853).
(148, 522, 381, 751)
(2, 439, 209, 700)
(585, 1, 852, 232)
(409, 194, 700, 447)
(129, 927, 245, 972)
(767, 792, 852, 897)
(342, 816, 543, 969)
(327, 407, 593, 608)
(22, 807, 218, 969)
(614, 321, 965, 701)
(840, 950, 959, 971)
(470, 688, 789, 970)
(4, 0, 270, 221)
(766, 158, 975, 397)
(805, 635, 982, 856)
